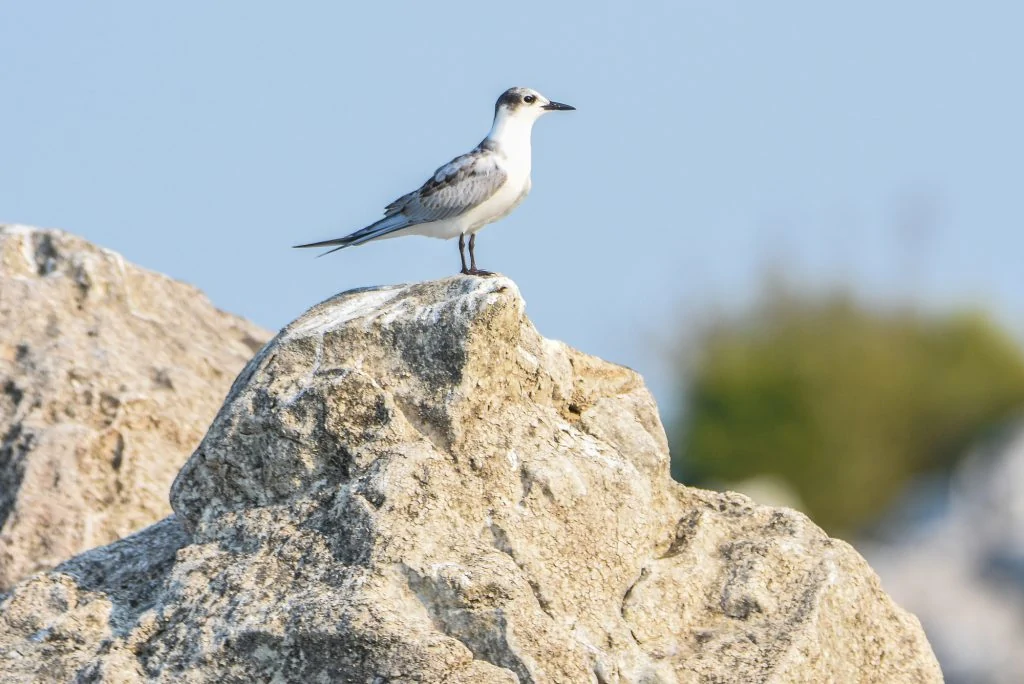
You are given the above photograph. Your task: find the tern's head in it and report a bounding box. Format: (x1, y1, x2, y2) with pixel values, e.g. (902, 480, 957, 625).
(494, 87, 575, 122)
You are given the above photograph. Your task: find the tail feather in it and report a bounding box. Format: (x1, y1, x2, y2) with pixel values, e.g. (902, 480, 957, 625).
(293, 215, 411, 256)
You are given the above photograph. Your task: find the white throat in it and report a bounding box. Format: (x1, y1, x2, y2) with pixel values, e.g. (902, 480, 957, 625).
(485, 108, 538, 157)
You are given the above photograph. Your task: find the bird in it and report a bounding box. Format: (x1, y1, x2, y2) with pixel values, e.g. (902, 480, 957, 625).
(294, 86, 575, 275)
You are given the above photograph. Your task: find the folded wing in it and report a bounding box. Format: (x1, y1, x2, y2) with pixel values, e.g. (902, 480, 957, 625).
(295, 147, 508, 255)
(387, 148, 508, 222)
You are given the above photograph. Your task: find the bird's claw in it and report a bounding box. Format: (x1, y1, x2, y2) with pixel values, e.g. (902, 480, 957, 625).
(460, 268, 496, 277)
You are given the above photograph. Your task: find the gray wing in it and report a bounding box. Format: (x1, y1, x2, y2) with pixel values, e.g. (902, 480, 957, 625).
(293, 146, 508, 255)
(385, 148, 507, 223)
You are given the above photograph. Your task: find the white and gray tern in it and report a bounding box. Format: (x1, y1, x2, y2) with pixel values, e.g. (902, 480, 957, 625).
(294, 87, 575, 275)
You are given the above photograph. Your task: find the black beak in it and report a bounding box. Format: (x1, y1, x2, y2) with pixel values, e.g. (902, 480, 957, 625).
(542, 101, 576, 111)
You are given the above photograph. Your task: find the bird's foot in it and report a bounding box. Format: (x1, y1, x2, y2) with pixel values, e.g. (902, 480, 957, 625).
(460, 268, 496, 277)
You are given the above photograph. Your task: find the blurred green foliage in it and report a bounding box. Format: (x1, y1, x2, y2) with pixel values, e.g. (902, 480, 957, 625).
(671, 282, 1024, 535)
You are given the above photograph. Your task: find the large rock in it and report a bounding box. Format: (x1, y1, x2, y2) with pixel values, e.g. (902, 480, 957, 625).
(0, 226, 269, 589)
(0, 276, 942, 682)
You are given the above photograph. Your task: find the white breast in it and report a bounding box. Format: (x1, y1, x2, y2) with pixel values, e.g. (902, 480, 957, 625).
(404, 113, 537, 241)
(462, 138, 532, 233)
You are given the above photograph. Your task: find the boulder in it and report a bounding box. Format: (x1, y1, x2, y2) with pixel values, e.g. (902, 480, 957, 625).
(0, 275, 942, 682)
(0, 226, 269, 589)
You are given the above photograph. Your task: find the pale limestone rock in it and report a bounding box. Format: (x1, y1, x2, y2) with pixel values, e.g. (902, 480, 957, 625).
(0, 276, 941, 682)
(0, 226, 269, 589)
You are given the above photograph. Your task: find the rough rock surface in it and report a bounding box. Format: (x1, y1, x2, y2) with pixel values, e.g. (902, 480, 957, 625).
(0, 225, 269, 589)
(0, 276, 941, 682)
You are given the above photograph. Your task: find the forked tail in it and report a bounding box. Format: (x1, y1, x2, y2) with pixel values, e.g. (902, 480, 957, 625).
(293, 215, 412, 257)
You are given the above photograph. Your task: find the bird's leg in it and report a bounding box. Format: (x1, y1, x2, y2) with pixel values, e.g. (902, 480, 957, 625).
(458, 234, 470, 274)
(467, 233, 494, 276)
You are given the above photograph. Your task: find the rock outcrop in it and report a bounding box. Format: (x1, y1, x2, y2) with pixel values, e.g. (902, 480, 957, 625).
(0, 226, 269, 589)
(0, 275, 942, 682)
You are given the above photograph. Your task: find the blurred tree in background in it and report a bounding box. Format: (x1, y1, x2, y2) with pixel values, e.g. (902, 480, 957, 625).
(670, 280, 1024, 535)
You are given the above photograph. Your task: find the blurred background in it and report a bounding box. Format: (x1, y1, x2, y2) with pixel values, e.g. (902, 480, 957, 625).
(2, 2, 1022, 680)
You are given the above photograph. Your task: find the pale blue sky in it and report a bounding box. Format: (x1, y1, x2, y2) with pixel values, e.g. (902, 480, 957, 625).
(3, 2, 1022, 415)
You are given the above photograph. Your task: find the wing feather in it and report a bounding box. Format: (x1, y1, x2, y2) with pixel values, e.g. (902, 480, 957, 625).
(294, 145, 507, 255)
(385, 148, 507, 223)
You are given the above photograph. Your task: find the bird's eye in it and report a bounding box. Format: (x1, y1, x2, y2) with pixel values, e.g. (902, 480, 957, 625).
(523, 94, 536, 104)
